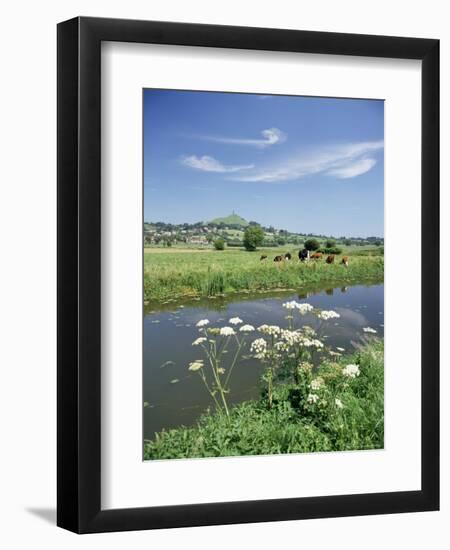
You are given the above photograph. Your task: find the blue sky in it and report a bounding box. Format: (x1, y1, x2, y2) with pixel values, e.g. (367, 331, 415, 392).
(143, 89, 384, 238)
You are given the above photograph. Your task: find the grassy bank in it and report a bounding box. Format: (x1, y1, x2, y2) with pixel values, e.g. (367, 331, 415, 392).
(144, 340, 384, 460)
(144, 247, 384, 303)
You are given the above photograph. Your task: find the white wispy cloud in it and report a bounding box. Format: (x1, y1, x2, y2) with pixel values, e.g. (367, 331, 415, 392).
(197, 127, 286, 148)
(181, 155, 254, 173)
(231, 140, 383, 183)
(327, 157, 377, 179)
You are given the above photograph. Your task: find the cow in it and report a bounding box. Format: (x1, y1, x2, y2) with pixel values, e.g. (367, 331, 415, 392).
(274, 255, 284, 263)
(310, 252, 323, 260)
(284, 252, 292, 261)
(260, 254, 268, 261)
(326, 254, 335, 264)
(341, 256, 349, 267)
(299, 248, 310, 262)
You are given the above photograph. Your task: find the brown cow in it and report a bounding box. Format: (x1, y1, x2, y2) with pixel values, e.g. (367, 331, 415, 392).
(274, 255, 284, 262)
(310, 252, 323, 260)
(260, 255, 268, 261)
(341, 256, 349, 267)
(326, 255, 335, 264)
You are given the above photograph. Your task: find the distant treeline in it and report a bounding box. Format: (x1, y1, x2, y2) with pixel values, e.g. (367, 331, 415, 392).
(144, 220, 383, 246)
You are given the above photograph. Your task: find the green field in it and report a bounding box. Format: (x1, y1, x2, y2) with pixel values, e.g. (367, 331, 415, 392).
(144, 339, 384, 459)
(144, 245, 384, 304)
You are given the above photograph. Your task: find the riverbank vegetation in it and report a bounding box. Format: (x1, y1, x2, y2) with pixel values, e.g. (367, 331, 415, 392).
(144, 301, 384, 460)
(144, 246, 384, 304)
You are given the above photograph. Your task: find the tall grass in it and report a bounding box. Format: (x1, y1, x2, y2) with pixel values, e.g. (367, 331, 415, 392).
(144, 248, 384, 303)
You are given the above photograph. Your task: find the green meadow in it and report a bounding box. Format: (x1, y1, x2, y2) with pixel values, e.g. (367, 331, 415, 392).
(144, 245, 384, 304)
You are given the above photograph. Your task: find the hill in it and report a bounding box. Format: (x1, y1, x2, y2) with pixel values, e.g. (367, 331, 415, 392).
(209, 212, 249, 227)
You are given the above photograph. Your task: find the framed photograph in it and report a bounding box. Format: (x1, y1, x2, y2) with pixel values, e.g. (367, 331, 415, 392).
(57, 17, 439, 533)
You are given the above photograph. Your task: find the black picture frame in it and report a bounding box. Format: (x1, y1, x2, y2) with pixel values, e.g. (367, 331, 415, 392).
(57, 16, 439, 534)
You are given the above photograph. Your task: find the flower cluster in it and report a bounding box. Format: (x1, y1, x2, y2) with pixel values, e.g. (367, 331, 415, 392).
(307, 393, 319, 404)
(282, 301, 314, 315)
(192, 337, 207, 346)
(229, 317, 243, 325)
(257, 324, 281, 336)
(219, 326, 235, 336)
(342, 364, 360, 378)
(282, 300, 298, 310)
(317, 310, 340, 321)
(196, 319, 209, 328)
(302, 338, 324, 349)
(299, 361, 313, 373)
(279, 329, 303, 346)
(250, 338, 268, 359)
(310, 377, 324, 390)
(188, 359, 204, 371)
(302, 325, 317, 337)
(239, 324, 255, 332)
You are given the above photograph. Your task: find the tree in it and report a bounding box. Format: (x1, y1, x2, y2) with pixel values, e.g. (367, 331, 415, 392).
(243, 225, 264, 251)
(344, 239, 352, 246)
(325, 238, 336, 248)
(213, 237, 225, 250)
(304, 238, 320, 251)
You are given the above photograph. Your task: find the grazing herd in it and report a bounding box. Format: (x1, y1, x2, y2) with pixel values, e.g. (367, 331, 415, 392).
(259, 249, 349, 267)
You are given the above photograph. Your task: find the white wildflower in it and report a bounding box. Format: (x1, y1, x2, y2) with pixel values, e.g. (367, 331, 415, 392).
(302, 326, 316, 337)
(342, 364, 360, 378)
(229, 317, 243, 325)
(317, 310, 340, 321)
(302, 338, 324, 349)
(274, 340, 289, 352)
(336, 347, 345, 352)
(280, 329, 302, 346)
(196, 319, 210, 327)
(363, 327, 377, 334)
(258, 324, 281, 336)
(307, 393, 319, 404)
(282, 300, 298, 310)
(335, 398, 344, 409)
(310, 378, 323, 391)
(282, 301, 313, 315)
(297, 303, 314, 315)
(192, 337, 207, 346)
(250, 338, 268, 359)
(220, 326, 235, 336)
(188, 360, 204, 371)
(239, 324, 255, 332)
